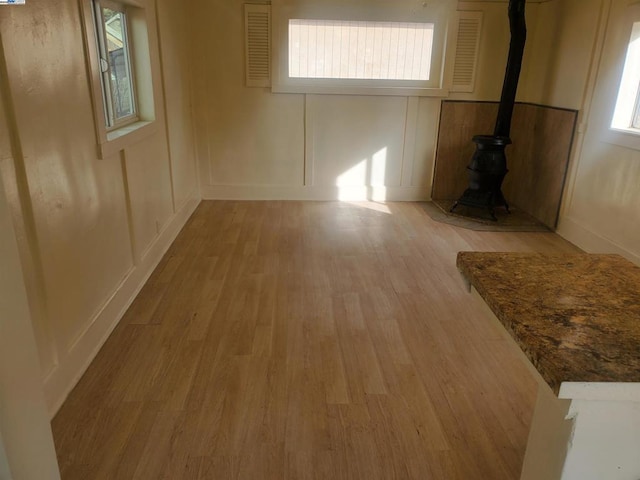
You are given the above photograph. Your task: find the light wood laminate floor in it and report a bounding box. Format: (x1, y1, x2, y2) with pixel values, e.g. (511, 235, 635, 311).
(52, 201, 580, 479)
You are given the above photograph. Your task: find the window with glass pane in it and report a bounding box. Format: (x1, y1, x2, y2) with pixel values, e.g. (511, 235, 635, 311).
(632, 88, 640, 129)
(93, 1, 137, 128)
(288, 20, 435, 81)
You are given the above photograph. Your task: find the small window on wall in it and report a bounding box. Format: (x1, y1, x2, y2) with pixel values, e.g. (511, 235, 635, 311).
(92, 0, 137, 129)
(80, 0, 157, 159)
(611, 22, 640, 135)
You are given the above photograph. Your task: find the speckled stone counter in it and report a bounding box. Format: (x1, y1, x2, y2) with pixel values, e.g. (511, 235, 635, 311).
(456, 252, 640, 395)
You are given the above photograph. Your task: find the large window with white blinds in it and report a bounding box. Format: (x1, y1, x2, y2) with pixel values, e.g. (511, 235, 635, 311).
(272, 2, 454, 96)
(288, 20, 435, 81)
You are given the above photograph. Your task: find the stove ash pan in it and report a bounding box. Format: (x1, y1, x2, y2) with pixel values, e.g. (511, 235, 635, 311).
(450, 135, 511, 221)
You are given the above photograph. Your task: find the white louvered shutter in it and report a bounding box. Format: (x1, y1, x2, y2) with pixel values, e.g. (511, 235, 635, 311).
(451, 11, 483, 93)
(245, 4, 271, 87)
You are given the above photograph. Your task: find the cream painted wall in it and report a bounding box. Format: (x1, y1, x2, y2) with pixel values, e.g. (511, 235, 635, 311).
(454, 0, 597, 109)
(555, 0, 640, 265)
(156, 0, 200, 210)
(519, 0, 602, 110)
(194, 0, 526, 201)
(453, 1, 524, 102)
(0, 0, 199, 415)
(192, 0, 306, 194)
(0, 90, 60, 477)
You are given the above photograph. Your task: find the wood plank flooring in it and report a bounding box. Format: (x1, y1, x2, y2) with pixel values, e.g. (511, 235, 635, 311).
(52, 201, 581, 479)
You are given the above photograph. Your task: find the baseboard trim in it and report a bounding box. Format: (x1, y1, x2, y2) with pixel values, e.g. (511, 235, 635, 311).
(43, 195, 200, 417)
(201, 184, 431, 201)
(557, 216, 640, 266)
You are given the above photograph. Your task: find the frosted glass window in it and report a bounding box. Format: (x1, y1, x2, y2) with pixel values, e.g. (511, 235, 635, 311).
(288, 20, 434, 81)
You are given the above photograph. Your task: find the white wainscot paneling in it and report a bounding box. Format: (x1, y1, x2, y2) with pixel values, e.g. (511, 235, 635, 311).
(206, 88, 305, 187)
(412, 97, 442, 188)
(124, 136, 175, 261)
(306, 94, 410, 201)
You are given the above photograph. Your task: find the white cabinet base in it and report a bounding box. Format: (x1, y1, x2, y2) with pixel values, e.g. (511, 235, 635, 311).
(471, 288, 640, 480)
(520, 385, 573, 480)
(558, 383, 640, 480)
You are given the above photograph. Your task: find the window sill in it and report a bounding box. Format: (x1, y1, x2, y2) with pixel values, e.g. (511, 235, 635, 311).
(272, 83, 450, 97)
(98, 120, 157, 159)
(602, 127, 640, 152)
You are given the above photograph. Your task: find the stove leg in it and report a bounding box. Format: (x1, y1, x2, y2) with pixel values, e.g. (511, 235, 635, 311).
(505, 200, 511, 214)
(450, 202, 459, 213)
(489, 208, 498, 221)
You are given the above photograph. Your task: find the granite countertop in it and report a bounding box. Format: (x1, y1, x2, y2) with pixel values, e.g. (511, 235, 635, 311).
(457, 252, 640, 394)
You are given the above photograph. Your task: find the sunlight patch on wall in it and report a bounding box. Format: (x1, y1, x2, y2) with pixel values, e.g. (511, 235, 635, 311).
(336, 159, 366, 187)
(371, 147, 387, 186)
(336, 147, 388, 201)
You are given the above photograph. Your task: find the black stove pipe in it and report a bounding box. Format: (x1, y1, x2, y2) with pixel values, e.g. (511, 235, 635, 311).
(450, 0, 527, 220)
(494, 0, 527, 139)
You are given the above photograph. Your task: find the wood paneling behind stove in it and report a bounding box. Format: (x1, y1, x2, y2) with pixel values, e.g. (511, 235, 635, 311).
(432, 101, 577, 229)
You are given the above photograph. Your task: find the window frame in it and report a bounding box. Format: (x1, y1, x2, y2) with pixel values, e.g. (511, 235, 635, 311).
(93, 0, 139, 130)
(602, 3, 640, 152)
(79, 0, 158, 159)
(610, 21, 640, 134)
(287, 19, 437, 82)
(271, 1, 456, 97)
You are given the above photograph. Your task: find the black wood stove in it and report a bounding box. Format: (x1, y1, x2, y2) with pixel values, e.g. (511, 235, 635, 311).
(451, 0, 527, 221)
